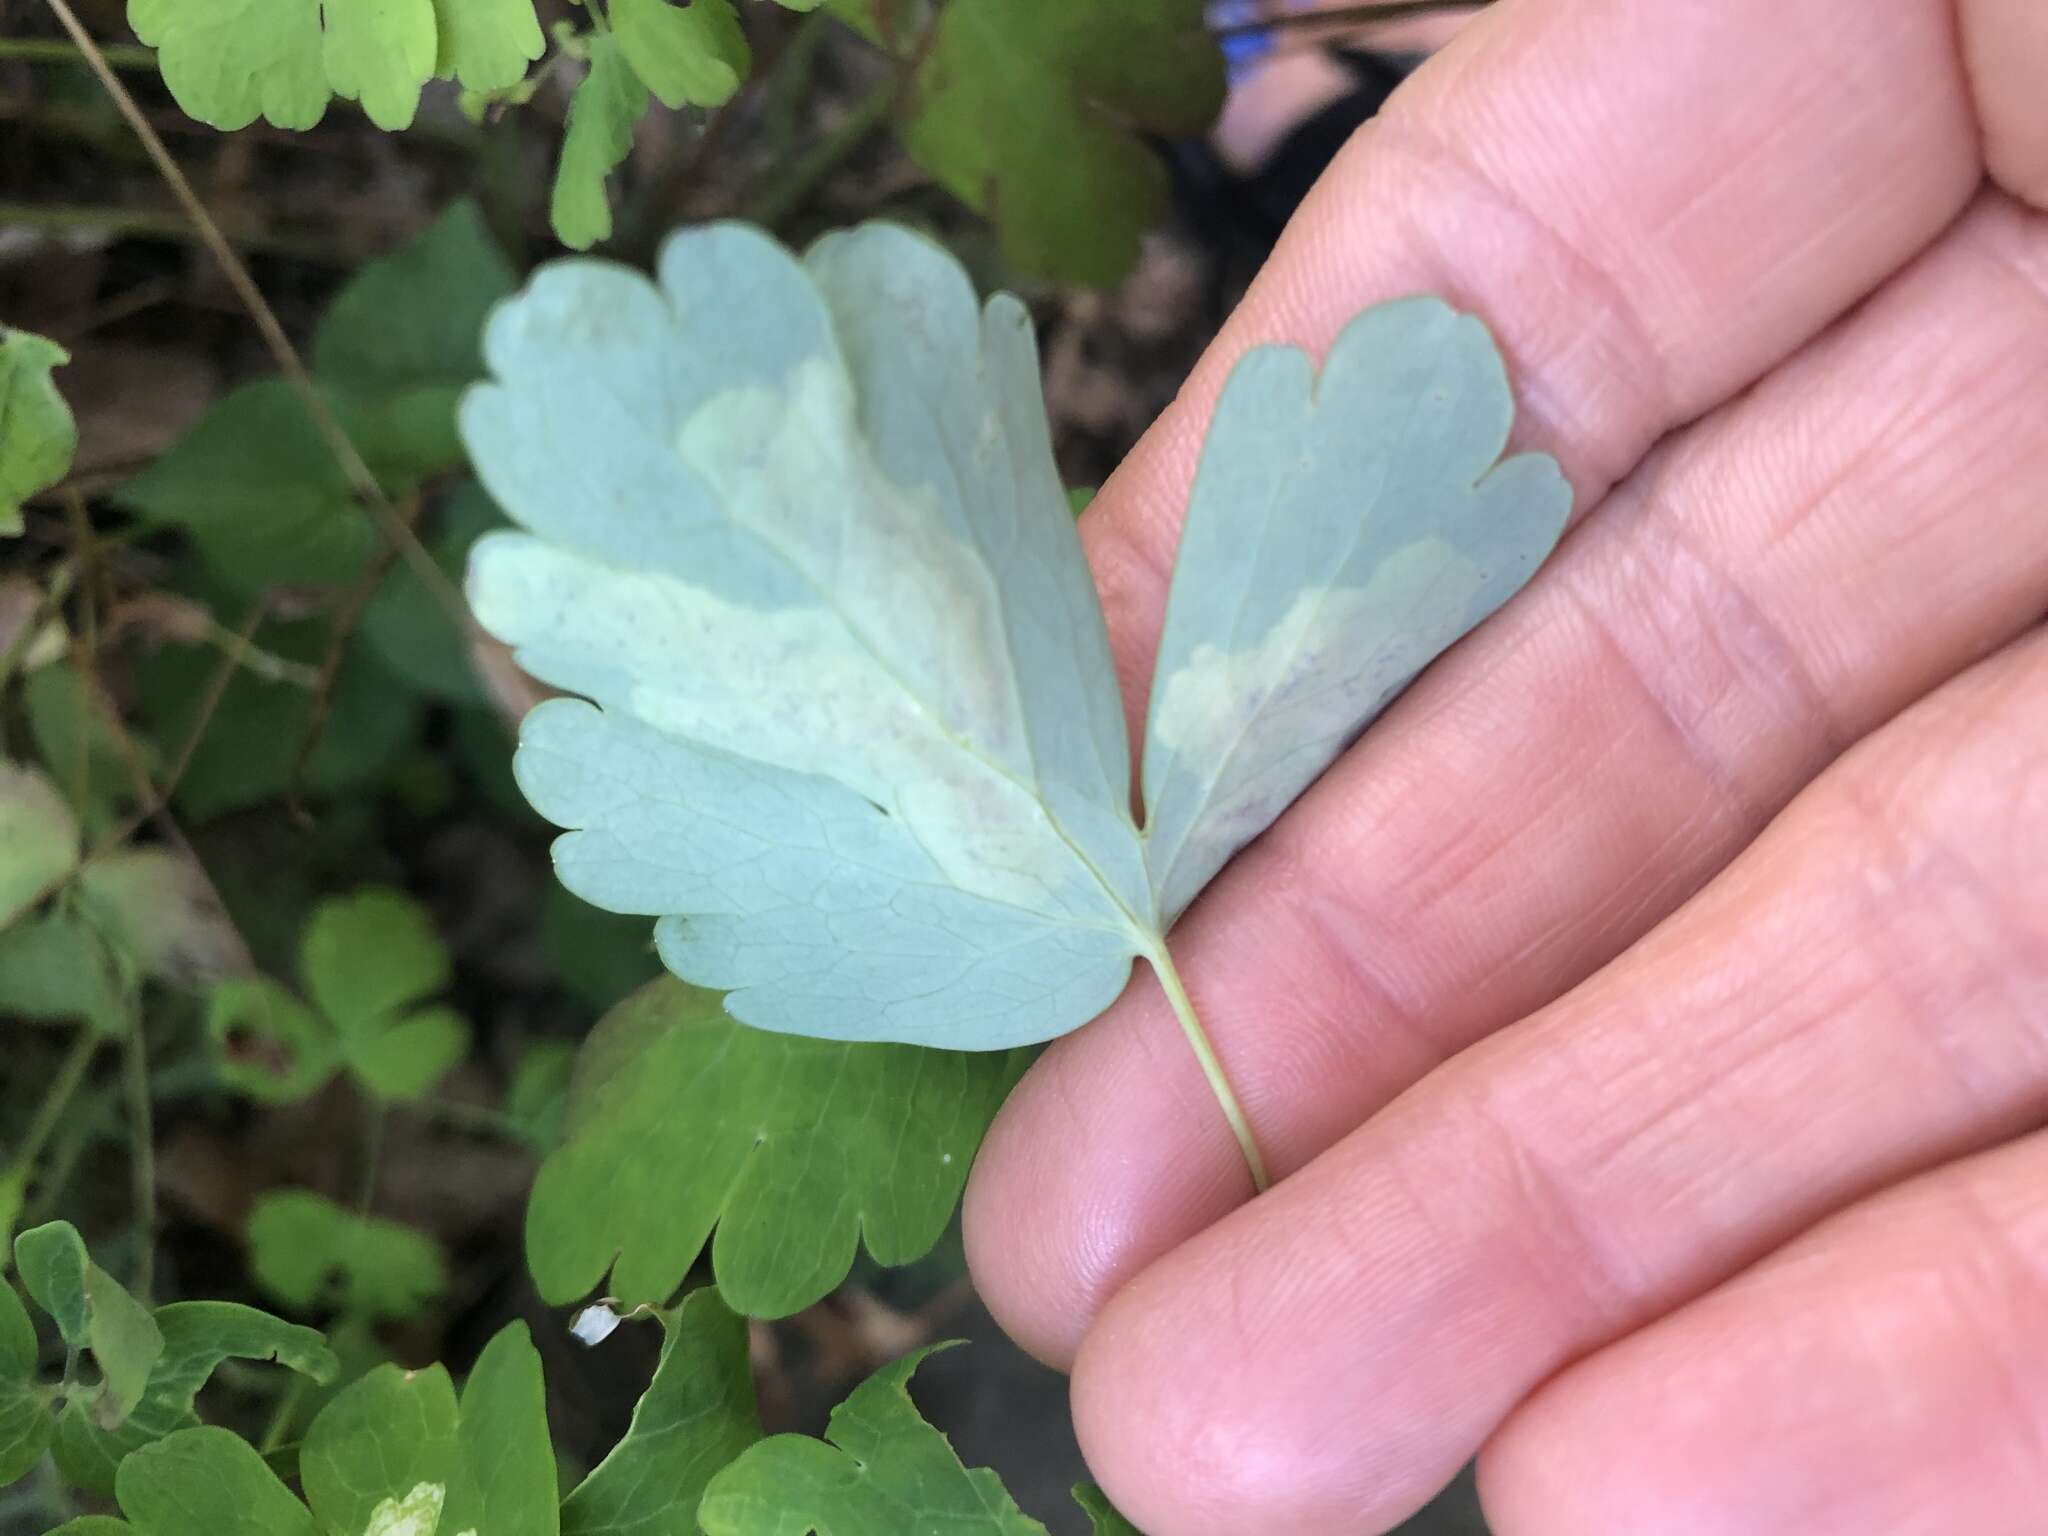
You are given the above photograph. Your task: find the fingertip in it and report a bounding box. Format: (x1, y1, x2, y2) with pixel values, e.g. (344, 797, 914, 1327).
(1961, 0, 2048, 209)
(962, 1072, 1092, 1371)
(965, 976, 1259, 1374)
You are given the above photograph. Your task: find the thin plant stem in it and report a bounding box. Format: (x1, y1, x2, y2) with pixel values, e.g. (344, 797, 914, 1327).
(356, 1101, 387, 1213)
(4, 1028, 101, 1186)
(122, 994, 156, 1303)
(0, 36, 155, 68)
(257, 1375, 309, 1455)
(1148, 943, 1271, 1193)
(747, 76, 897, 232)
(40, 0, 480, 647)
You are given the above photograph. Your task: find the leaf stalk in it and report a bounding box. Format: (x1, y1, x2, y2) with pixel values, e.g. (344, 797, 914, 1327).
(1148, 943, 1271, 1193)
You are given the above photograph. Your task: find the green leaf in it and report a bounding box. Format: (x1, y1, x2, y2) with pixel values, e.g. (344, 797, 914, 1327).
(609, 0, 748, 109)
(1073, 1484, 1139, 1535)
(431, 0, 545, 91)
(205, 977, 338, 1104)
(113, 381, 373, 596)
(0, 761, 78, 928)
(551, 33, 649, 249)
(300, 1363, 458, 1536)
(466, 223, 1153, 1049)
(504, 1039, 576, 1151)
(540, 884, 661, 1014)
(46, 1519, 133, 1535)
(527, 979, 1027, 1316)
(359, 480, 506, 704)
(14, 1223, 164, 1430)
(129, 0, 328, 131)
(0, 1278, 52, 1486)
(49, 1301, 337, 1498)
(0, 913, 126, 1036)
(25, 663, 148, 839)
(697, 1343, 1042, 1534)
(892, 0, 1225, 285)
(462, 224, 1569, 1076)
(0, 329, 76, 535)
(246, 1190, 446, 1322)
(134, 618, 416, 821)
(75, 850, 249, 991)
(302, 888, 448, 1030)
(321, 0, 438, 128)
(443, 1322, 557, 1536)
(301, 887, 468, 1101)
(115, 1425, 315, 1536)
(560, 1288, 757, 1536)
(1141, 297, 1572, 922)
(312, 202, 516, 480)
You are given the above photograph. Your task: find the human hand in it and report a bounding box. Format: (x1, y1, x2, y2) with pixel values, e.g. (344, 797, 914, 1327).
(963, 1, 2048, 1531)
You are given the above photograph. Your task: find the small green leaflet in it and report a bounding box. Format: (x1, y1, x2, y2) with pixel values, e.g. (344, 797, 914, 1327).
(863, 0, 1226, 285)
(0, 328, 75, 535)
(49, 1300, 337, 1497)
(462, 221, 1570, 1066)
(129, 0, 543, 132)
(246, 1190, 447, 1322)
(698, 1342, 1130, 1535)
(15, 1221, 163, 1431)
(204, 887, 468, 1103)
(527, 978, 1027, 1317)
(551, 33, 649, 252)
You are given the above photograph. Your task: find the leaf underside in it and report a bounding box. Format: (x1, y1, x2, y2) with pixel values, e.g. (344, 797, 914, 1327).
(462, 219, 1570, 1056)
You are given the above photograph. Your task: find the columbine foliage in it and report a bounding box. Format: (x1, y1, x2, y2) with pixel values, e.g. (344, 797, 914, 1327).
(122, 0, 1222, 278)
(457, 217, 1569, 1195)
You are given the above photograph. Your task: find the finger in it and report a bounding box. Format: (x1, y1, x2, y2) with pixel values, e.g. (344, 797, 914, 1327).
(1481, 1125, 2048, 1536)
(969, 186, 2048, 1366)
(970, 0, 1981, 1361)
(1068, 621, 2048, 1535)
(1960, 0, 2048, 206)
(1079, 0, 1979, 720)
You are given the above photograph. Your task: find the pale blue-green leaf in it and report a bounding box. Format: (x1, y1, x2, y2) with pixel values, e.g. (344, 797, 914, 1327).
(300, 1363, 458, 1536)
(48, 1301, 337, 1498)
(559, 1289, 758, 1536)
(1141, 297, 1572, 922)
(696, 1343, 1044, 1535)
(444, 1321, 557, 1536)
(462, 222, 1150, 1049)
(115, 1425, 315, 1536)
